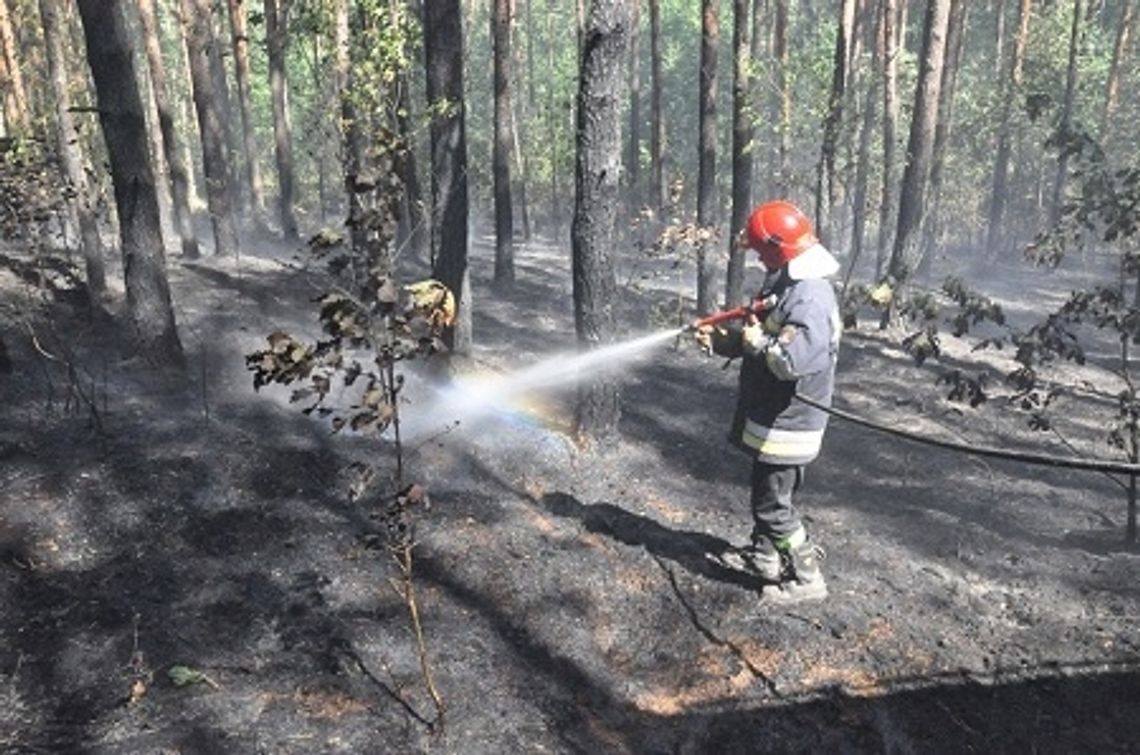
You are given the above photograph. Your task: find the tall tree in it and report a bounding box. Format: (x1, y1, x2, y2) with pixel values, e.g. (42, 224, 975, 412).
(724, 0, 751, 308)
(884, 0, 952, 299)
(918, 0, 968, 274)
(333, 0, 365, 254)
(138, 0, 200, 259)
(1050, 0, 1082, 225)
(179, 0, 240, 257)
(572, 0, 630, 445)
(38, 0, 106, 298)
(75, 0, 183, 364)
(1102, 0, 1135, 136)
(626, 0, 641, 208)
(875, 0, 899, 276)
(424, 0, 471, 355)
(0, 0, 28, 134)
(772, 0, 791, 192)
(492, 0, 515, 288)
(816, 0, 857, 245)
(226, 0, 267, 228)
(648, 0, 665, 211)
(847, 0, 883, 287)
(264, 0, 299, 241)
(985, 0, 1032, 259)
(512, 0, 532, 241)
(696, 0, 719, 315)
(395, 52, 429, 261)
(545, 0, 562, 233)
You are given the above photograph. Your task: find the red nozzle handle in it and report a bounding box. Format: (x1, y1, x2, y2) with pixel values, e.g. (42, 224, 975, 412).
(690, 295, 773, 330)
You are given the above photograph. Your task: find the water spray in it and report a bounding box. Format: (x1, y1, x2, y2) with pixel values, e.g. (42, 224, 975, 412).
(400, 295, 775, 442)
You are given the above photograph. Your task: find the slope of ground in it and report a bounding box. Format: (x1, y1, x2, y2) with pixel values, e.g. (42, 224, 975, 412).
(0, 233, 1137, 753)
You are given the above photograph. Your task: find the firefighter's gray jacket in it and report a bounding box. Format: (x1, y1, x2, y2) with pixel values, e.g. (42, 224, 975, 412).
(711, 272, 840, 465)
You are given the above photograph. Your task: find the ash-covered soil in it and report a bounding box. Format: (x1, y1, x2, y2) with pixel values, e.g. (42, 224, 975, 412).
(1, 233, 1138, 754)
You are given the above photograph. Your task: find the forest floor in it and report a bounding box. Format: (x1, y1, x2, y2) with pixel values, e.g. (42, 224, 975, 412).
(1, 227, 1138, 754)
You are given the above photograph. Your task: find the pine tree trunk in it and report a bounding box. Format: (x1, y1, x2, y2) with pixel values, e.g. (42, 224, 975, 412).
(648, 0, 665, 211)
(773, 0, 790, 192)
(696, 0, 719, 316)
(76, 0, 183, 365)
(264, 0, 299, 241)
(493, 0, 515, 288)
(207, 7, 243, 216)
(1050, 0, 1082, 225)
(333, 0, 365, 254)
(846, 0, 882, 289)
(39, 0, 106, 298)
(918, 0, 968, 277)
(986, 0, 1032, 259)
(725, 0, 751, 308)
(424, 0, 471, 355)
(546, 0, 561, 234)
(572, 0, 630, 446)
(0, 0, 29, 134)
(396, 63, 428, 261)
(226, 0, 267, 229)
(138, 0, 200, 259)
(179, 0, 239, 257)
(816, 0, 856, 245)
(626, 0, 641, 209)
(883, 0, 952, 313)
(512, 0, 532, 242)
(1102, 0, 1135, 137)
(875, 0, 899, 277)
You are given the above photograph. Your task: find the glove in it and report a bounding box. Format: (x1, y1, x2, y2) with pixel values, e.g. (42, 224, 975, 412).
(741, 315, 771, 357)
(693, 325, 716, 356)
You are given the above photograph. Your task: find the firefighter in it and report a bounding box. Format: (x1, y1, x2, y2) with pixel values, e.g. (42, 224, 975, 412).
(697, 200, 841, 603)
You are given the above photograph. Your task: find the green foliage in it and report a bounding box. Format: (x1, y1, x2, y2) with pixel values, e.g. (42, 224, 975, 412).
(168, 665, 211, 688)
(245, 242, 454, 438)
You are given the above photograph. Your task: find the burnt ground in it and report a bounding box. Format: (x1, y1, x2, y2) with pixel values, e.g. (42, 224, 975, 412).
(1, 230, 1138, 754)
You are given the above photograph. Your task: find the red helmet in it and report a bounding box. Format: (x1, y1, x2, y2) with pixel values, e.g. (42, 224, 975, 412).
(744, 201, 818, 270)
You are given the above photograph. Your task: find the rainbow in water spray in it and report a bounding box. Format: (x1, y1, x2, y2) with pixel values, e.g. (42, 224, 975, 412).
(399, 326, 684, 441)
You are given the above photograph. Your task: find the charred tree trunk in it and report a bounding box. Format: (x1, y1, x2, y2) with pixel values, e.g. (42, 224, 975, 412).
(875, 0, 899, 277)
(333, 0, 366, 255)
(986, 0, 1032, 259)
(883, 0, 952, 323)
(1050, 0, 1082, 225)
(572, 0, 630, 447)
(424, 0, 471, 355)
(179, 0, 239, 257)
(226, 0, 267, 229)
(648, 0, 665, 211)
(264, 0, 299, 241)
(772, 0, 790, 192)
(492, 0, 515, 288)
(696, 0, 719, 316)
(725, 0, 751, 308)
(816, 0, 857, 245)
(846, 0, 883, 290)
(39, 0, 106, 297)
(396, 63, 428, 261)
(138, 0, 199, 259)
(76, 0, 183, 364)
(626, 0, 641, 209)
